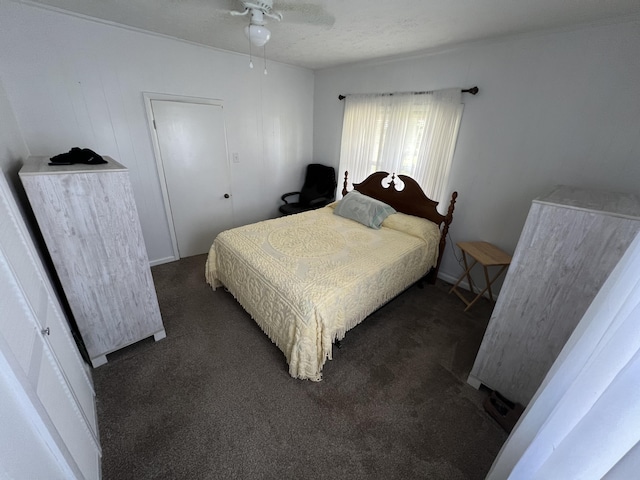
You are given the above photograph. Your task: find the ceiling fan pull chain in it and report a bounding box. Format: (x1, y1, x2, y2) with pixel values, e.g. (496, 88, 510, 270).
(249, 35, 254, 69)
(263, 44, 268, 75)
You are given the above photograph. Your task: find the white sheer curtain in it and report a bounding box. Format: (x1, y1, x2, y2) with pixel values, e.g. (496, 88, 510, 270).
(487, 231, 640, 479)
(338, 88, 463, 206)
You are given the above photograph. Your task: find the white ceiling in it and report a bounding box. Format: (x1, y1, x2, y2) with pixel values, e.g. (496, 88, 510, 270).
(20, 0, 640, 70)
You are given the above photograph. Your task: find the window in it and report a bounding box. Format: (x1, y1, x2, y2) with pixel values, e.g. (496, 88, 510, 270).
(338, 89, 463, 207)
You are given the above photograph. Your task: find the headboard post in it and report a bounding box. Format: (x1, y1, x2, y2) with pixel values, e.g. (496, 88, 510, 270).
(428, 191, 458, 283)
(342, 171, 349, 196)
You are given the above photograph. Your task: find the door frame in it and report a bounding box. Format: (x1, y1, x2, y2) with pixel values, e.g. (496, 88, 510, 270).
(143, 92, 230, 261)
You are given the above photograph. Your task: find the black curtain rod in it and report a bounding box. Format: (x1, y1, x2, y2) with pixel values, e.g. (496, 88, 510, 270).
(338, 86, 478, 100)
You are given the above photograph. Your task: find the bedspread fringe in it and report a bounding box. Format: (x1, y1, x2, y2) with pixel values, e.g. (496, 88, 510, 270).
(204, 248, 222, 289)
(225, 282, 324, 382)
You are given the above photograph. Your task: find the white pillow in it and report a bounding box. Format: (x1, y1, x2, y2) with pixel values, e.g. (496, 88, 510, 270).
(333, 191, 396, 229)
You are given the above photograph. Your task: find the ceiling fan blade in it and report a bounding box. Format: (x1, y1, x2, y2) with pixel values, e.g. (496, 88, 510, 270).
(207, 0, 247, 21)
(276, 2, 335, 26)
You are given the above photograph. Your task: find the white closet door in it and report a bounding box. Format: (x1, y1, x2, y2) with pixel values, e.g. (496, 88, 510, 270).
(0, 174, 100, 479)
(151, 99, 234, 258)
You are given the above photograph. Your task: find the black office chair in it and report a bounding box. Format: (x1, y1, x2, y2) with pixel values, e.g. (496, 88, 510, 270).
(279, 164, 337, 216)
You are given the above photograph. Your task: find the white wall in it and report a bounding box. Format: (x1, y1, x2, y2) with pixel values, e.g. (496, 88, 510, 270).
(0, 71, 45, 264)
(314, 19, 640, 284)
(0, 1, 315, 264)
(0, 76, 29, 186)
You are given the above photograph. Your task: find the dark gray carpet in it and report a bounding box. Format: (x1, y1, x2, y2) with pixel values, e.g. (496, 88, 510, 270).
(94, 254, 507, 479)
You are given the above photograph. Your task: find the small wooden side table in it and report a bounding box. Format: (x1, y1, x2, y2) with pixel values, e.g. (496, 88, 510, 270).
(449, 241, 512, 311)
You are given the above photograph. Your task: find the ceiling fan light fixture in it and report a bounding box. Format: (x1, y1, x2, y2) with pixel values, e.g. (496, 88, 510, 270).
(245, 24, 271, 47)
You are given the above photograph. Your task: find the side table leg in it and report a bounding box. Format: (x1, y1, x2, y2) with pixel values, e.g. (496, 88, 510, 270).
(462, 252, 476, 295)
(463, 264, 509, 312)
(449, 258, 478, 293)
(483, 265, 494, 301)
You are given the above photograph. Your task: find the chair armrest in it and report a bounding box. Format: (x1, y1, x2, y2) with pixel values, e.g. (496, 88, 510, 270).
(281, 191, 300, 204)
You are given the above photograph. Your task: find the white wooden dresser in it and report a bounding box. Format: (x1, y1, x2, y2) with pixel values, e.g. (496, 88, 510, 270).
(19, 156, 165, 367)
(468, 185, 640, 405)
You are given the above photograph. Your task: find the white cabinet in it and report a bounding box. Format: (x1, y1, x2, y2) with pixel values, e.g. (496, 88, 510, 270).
(468, 185, 640, 405)
(19, 156, 165, 367)
(0, 173, 100, 479)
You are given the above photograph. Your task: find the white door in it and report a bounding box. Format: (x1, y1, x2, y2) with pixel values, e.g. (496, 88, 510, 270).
(151, 99, 234, 258)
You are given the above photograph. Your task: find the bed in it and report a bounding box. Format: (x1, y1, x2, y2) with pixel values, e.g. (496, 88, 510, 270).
(205, 171, 457, 380)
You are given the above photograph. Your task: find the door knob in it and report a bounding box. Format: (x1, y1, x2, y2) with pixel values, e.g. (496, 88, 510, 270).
(41, 327, 50, 336)
(224, 193, 231, 199)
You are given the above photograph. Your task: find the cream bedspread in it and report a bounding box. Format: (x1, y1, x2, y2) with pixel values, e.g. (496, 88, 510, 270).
(205, 206, 440, 381)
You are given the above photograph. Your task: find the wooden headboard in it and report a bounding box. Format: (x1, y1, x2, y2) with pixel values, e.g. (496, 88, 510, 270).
(342, 171, 458, 283)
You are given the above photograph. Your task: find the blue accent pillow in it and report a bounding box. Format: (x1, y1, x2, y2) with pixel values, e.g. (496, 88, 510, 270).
(333, 190, 396, 229)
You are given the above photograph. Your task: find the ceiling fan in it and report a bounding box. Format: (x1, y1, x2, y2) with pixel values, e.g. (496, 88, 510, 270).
(229, 0, 335, 47)
(230, 1, 282, 47)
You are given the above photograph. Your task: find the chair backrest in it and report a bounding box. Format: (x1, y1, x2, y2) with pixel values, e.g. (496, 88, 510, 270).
(299, 164, 337, 206)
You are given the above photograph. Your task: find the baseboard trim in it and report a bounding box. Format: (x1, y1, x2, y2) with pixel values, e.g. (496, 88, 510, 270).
(149, 256, 176, 267)
(437, 271, 501, 300)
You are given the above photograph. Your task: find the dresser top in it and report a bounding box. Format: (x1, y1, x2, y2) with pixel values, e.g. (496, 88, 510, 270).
(19, 156, 126, 175)
(535, 185, 640, 219)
